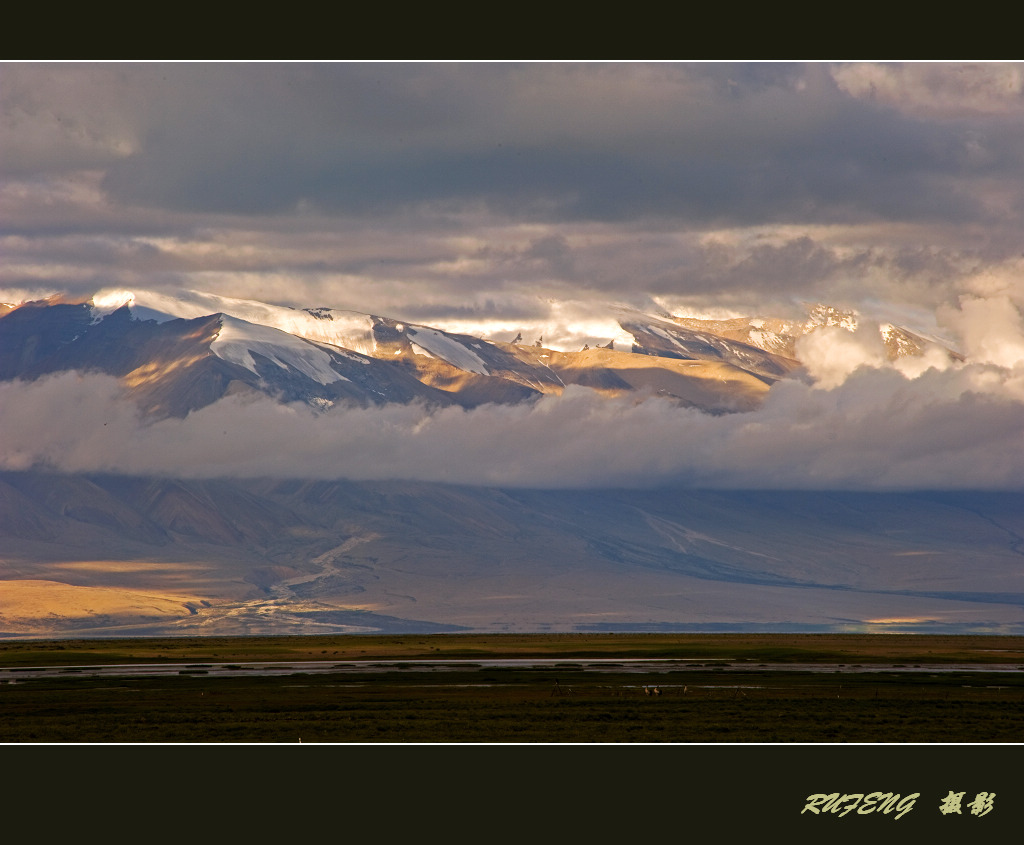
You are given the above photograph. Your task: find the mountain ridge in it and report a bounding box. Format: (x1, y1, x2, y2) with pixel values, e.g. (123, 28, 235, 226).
(0, 288, 959, 420)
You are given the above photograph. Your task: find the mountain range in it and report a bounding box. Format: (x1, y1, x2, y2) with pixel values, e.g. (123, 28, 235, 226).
(3, 289, 1018, 639)
(0, 289, 957, 419)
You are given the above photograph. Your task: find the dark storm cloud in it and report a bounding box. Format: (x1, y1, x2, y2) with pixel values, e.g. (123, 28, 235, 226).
(11, 62, 994, 228)
(5, 62, 1024, 334)
(628, 236, 875, 299)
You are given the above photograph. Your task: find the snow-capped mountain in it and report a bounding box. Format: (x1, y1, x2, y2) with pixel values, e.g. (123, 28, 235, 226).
(0, 294, 456, 417)
(1, 288, 804, 417)
(2, 288, 957, 422)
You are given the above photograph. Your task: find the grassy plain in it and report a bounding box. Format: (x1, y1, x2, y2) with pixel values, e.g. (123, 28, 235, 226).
(2, 634, 1023, 742)
(4, 632, 1024, 666)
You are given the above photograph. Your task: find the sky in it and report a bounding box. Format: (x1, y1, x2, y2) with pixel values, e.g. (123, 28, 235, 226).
(3, 61, 1024, 489)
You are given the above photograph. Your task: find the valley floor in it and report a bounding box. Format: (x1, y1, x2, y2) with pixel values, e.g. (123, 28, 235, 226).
(2, 634, 1022, 743)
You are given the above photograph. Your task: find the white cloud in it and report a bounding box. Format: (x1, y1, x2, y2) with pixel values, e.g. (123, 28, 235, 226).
(831, 62, 1024, 118)
(939, 294, 1024, 367)
(795, 322, 888, 389)
(4, 337, 1024, 492)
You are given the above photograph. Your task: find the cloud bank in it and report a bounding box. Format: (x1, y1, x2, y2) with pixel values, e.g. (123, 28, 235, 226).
(4, 297, 1023, 491)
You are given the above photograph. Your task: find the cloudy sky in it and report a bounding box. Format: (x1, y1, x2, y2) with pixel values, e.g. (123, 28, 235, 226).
(4, 61, 1024, 489)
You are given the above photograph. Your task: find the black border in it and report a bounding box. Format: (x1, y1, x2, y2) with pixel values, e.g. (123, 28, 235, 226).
(8, 743, 1020, 838)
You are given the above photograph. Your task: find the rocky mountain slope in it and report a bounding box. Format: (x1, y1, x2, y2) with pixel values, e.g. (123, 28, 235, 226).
(2, 471, 1023, 637)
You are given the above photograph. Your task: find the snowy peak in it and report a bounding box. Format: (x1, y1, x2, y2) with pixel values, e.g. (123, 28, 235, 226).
(211, 314, 352, 386)
(803, 303, 859, 333)
(86, 291, 363, 387)
(87, 288, 377, 354)
(879, 323, 964, 362)
(618, 311, 801, 382)
(670, 315, 799, 358)
(403, 325, 491, 376)
(2, 294, 459, 417)
(670, 304, 960, 365)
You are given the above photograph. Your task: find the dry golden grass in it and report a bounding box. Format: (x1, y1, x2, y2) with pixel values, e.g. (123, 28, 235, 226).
(0, 579, 202, 635)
